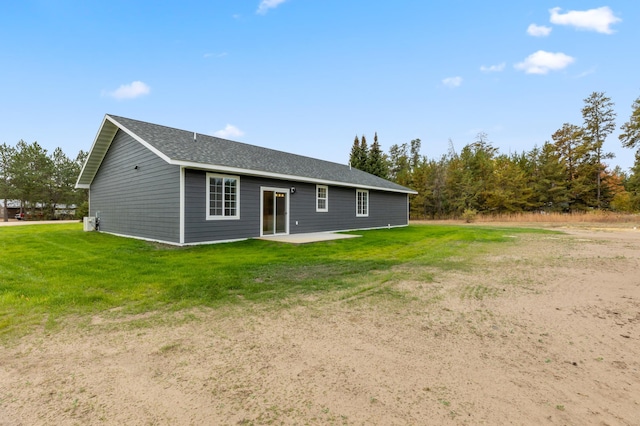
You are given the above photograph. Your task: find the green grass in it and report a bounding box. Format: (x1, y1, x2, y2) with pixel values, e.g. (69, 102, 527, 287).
(0, 222, 550, 337)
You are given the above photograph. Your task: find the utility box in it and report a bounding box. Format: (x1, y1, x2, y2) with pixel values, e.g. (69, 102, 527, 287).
(83, 217, 96, 231)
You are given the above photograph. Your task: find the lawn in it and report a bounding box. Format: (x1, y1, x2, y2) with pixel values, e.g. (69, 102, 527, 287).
(0, 223, 549, 337)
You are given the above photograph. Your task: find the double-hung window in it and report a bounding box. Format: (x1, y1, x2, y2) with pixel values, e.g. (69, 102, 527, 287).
(316, 185, 328, 212)
(207, 173, 239, 220)
(356, 189, 369, 217)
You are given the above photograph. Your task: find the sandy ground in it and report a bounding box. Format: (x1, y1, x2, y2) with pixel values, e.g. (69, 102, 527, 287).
(1, 225, 639, 425)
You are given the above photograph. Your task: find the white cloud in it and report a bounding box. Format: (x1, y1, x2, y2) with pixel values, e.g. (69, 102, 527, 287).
(104, 81, 150, 100)
(549, 6, 621, 34)
(257, 0, 287, 15)
(575, 67, 597, 79)
(214, 124, 245, 139)
(514, 50, 575, 75)
(480, 63, 506, 73)
(442, 76, 463, 88)
(527, 23, 552, 37)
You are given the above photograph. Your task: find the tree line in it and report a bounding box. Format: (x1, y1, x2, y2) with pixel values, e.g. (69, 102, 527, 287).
(0, 141, 88, 221)
(350, 91, 640, 218)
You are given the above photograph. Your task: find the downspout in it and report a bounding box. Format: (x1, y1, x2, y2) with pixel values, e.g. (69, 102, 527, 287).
(179, 166, 185, 245)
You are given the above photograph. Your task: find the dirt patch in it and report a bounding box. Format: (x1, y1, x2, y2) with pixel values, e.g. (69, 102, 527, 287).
(1, 227, 639, 425)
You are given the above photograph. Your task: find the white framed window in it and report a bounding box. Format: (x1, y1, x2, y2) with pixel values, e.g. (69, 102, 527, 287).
(356, 189, 369, 217)
(206, 173, 240, 220)
(316, 185, 328, 212)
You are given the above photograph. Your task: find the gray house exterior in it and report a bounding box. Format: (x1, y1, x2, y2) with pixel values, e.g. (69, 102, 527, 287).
(76, 115, 416, 245)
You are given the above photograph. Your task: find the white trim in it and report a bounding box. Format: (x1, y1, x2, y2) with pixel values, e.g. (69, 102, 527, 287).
(93, 224, 410, 247)
(316, 185, 328, 212)
(98, 230, 246, 247)
(356, 189, 369, 217)
(179, 166, 185, 245)
(76, 114, 109, 187)
(206, 173, 240, 220)
(172, 159, 417, 194)
(260, 186, 290, 237)
(328, 223, 409, 233)
(75, 116, 118, 188)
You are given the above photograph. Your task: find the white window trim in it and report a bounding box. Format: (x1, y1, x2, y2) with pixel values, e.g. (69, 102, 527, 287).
(206, 173, 240, 220)
(356, 189, 369, 217)
(316, 185, 328, 212)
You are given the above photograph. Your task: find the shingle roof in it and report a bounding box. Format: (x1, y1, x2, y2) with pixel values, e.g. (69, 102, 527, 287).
(77, 114, 416, 194)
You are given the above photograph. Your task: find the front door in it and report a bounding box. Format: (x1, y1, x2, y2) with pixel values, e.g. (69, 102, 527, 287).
(261, 188, 289, 236)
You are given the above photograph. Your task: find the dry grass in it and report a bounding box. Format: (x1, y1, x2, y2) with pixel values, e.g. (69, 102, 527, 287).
(479, 211, 638, 223)
(415, 211, 639, 226)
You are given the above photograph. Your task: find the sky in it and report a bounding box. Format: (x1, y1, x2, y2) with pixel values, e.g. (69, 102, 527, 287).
(2, 0, 639, 172)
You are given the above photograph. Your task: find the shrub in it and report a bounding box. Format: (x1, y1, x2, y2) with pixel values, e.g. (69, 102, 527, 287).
(462, 208, 477, 223)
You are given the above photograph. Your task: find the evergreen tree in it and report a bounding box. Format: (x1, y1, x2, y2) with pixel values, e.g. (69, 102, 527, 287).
(626, 152, 640, 210)
(484, 154, 533, 213)
(0, 143, 16, 222)
(552, 123, 595, 211)
(366, 132, 388, 178)
(44, 148, 83, 219)
(387, 143, 410, 185)
(349, 135, 362, 169)
(529, 142, 569, 212)
(11, 141, 54, 217)
(582, 91, 616, 208)
(359, 135, 369, 171)
(446, 138, 497, 215)
(619, 95, 640, 153)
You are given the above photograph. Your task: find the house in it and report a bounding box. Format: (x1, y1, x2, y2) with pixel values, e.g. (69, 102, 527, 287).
(76, 115, 417, 245)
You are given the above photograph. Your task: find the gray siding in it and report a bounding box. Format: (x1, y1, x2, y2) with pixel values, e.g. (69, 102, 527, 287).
(90, 130, 180, 243)
(184, 169, 261, 243)
(290, 183, 408, 233)
(184, 170, 408, 243)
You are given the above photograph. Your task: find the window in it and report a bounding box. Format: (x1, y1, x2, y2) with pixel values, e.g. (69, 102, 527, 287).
(207, 173, 239, 220)
(316, 185, 328, 212)
(356, 189, 369, 217)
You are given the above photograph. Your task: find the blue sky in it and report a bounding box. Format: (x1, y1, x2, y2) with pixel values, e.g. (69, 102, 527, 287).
(2, 1, 639, 172)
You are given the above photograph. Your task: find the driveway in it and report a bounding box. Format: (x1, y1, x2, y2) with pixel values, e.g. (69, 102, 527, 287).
(0, 220, 79, 227)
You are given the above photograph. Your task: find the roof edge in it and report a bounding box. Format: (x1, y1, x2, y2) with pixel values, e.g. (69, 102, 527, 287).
(174, 160, 418, 194)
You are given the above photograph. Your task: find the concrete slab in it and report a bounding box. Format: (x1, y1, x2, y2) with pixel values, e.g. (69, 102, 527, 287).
(256, 232, 361, 244)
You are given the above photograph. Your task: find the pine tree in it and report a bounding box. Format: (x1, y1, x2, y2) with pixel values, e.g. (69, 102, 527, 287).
(552, 123, 595, 211)
(366, 132, 388, 178)
(349, 135, 362, 169)
(0, 143, 16, 222)
(619, 95, 640, 153)
(626, 152, 640, 210)
(582, 91, 616, 209)
(387, 143, 410, 184)
(359, 135, 369, 171)
(529, 142, 569, 212)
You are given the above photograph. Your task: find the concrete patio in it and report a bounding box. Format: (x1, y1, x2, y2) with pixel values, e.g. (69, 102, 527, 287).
(256, 232, 361, 244)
